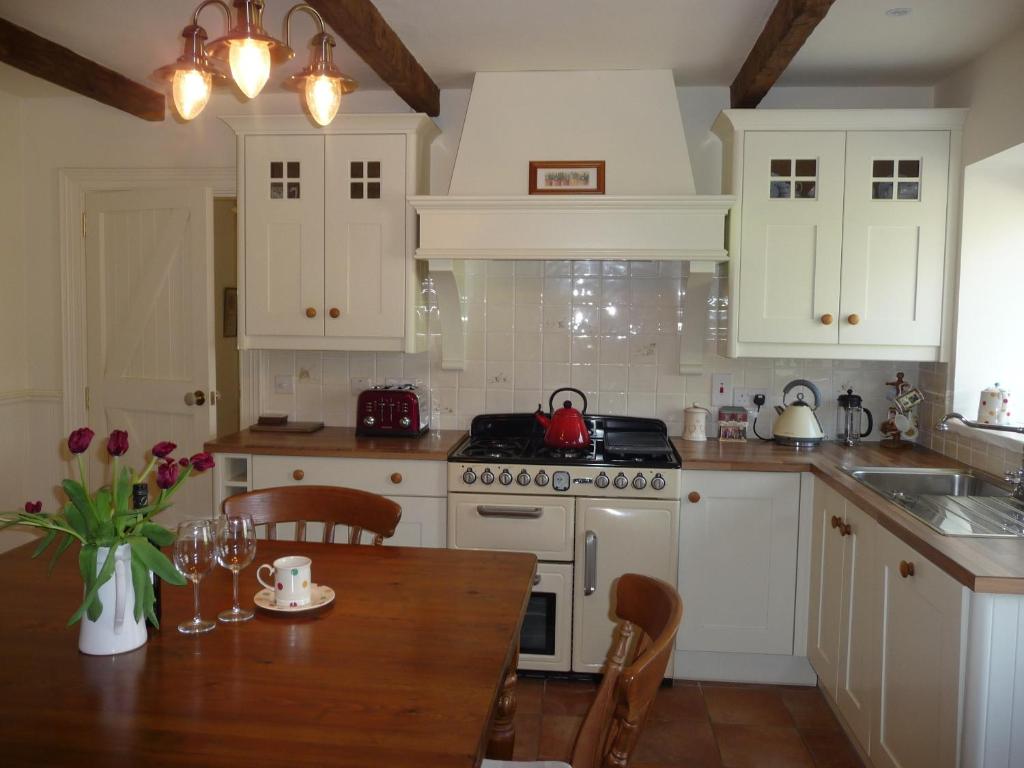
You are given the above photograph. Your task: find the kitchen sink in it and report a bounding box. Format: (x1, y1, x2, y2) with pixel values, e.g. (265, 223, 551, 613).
(845, 467, 1024, 537)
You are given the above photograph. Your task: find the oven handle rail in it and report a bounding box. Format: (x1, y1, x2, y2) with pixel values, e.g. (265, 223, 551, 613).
(584, 530, 597, 595)
(475, 505, 544, 519)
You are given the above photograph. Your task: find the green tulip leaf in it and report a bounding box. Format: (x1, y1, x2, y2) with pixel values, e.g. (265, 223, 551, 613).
(139, 522, 175, 548)
(63, 502, 88, 539)
(49, 533, 74, 574)
(113, 466, 131, 516)
(31, 529, 56, 559)
(129, 550, 148, 624)
(62, 479, 98, 533)
(69, 545, 116, 626)
(129, 536, 185, 586)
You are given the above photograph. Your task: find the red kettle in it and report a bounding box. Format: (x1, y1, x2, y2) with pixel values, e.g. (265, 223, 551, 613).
(534, 387, 591, 449)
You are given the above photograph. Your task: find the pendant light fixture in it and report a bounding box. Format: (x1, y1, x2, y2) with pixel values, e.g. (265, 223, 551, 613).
(207, 0, 293, 99)
(282, 5, 358, 126)
(153, 1, 230, 121)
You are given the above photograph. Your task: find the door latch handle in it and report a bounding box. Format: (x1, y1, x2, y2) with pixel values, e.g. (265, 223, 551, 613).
(584, 530, 597, 596)
(184, 390, 206, 406)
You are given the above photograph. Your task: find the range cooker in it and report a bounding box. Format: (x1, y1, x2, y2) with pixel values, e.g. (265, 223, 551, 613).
(447, 413, 681, 673)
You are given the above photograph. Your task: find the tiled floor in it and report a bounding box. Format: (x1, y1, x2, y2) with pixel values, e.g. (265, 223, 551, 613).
(512, 677, 865, 768)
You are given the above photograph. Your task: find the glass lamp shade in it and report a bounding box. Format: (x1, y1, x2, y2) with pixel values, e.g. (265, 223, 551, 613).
(172, 68, 213, 120)
(304, 74, 342, 126)
(228, 38, 272, 98)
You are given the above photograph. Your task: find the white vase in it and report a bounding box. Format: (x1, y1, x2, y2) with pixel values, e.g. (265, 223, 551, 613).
(78, 543, 148, 656)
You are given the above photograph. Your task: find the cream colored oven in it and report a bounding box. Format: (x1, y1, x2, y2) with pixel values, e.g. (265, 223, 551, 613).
(448, 493, 574, 672)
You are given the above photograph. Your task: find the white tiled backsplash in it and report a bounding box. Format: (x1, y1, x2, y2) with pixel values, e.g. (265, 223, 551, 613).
(258, 260, 918, 438)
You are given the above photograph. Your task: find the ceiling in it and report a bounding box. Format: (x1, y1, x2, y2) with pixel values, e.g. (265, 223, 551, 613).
(0, 0, 1021, 99)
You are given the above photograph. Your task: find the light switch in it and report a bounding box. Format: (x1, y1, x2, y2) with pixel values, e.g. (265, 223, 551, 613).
(711, 373, 733, 407)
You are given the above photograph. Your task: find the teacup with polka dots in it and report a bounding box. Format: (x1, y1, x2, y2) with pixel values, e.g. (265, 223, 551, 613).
(257, 555, 313, 607)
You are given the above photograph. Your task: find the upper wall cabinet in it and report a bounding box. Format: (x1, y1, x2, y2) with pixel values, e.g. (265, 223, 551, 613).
(223, 115, 439, 353)
(712, 109, 965, 361)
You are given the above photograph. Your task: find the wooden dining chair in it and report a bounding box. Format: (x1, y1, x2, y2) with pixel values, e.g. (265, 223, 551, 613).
(222, 485, 402, 545)
(484, 573, 683, 768)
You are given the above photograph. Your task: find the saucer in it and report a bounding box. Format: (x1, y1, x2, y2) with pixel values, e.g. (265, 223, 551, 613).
(254, 584, 335, 614)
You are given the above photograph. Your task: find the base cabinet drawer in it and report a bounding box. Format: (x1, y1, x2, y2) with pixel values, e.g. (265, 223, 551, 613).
(252, 455, 445, 497)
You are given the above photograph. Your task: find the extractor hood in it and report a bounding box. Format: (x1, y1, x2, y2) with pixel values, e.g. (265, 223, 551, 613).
(410, 70, 735, 371)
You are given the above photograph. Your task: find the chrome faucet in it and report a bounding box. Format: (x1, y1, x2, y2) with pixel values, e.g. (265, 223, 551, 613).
(937, 413, 1024, 501)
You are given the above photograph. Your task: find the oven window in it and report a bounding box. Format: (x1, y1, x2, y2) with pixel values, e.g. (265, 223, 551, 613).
(520, 591, 557, 656)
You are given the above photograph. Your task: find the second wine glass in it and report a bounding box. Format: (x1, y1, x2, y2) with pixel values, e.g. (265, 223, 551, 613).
(173, 519, 216, 635)
(216, 513, 257, 622)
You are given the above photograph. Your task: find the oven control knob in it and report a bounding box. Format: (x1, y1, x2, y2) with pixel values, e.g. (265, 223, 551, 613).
(651, 473, 666, 491)
(363, 415, 376, 427)
(499, 470, 513, 486)
(462, 469, 477, 485)
(534, 471, 549, 487)
(480, 469, 495, 485)
(594, 472, 610, 488)
(613, 473, 629, 489)
(517, 470, 532, 486)
(399, 416, 411, 428)
(632, 474, 647, 490)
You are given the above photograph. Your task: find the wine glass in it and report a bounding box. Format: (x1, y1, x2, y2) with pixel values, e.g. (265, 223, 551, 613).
(215, 513, 257, 623)
(173, 519, 217, 635)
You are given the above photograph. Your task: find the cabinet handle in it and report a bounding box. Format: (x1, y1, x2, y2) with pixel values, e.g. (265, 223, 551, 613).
(476, 505, 544, 519)
(390, 472, 402, 484)
(831, 515, 841, 529)
(292, 469, 304, 481)
(848, 313, 861, 325)
(329, 307, 341, 319)
(687, 491, 701, 504)
(840, 522, 852, 537)
(305, 307, 318, 318)
(820, 313, 834, 326)
(584, 530, 598, 596)
(899, 560, 915, 578)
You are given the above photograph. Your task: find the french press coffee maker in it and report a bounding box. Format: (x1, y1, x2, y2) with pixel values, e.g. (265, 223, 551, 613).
(836, 389, 874, 447)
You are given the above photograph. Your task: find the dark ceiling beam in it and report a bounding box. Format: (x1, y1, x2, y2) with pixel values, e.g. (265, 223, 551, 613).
(730, 0, 836, 108)
(0, 17, 164, 121)
(305, 0, 440, 116)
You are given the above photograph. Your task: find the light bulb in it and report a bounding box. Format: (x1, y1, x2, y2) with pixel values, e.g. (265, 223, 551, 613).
(304, 74, 342, 126)
(228, 38, 271, 98)
(171, 68, 212, 120)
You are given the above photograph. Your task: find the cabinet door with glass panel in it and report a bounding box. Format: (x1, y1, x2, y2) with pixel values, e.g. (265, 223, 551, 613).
(738, 131, 847, 345)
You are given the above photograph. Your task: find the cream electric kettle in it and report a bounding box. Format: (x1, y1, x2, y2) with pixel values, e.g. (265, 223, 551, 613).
(773, 379, 825, 448)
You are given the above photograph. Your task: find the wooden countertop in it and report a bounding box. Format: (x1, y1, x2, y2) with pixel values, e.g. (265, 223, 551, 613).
(205, 427, 467, 461)
(673, 438, 1024, 595)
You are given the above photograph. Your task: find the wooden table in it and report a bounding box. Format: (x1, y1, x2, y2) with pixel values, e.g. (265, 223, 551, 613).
(0, 540, 536, 767)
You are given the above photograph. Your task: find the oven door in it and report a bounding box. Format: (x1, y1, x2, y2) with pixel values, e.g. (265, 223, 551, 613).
(520, 562, 573, 673)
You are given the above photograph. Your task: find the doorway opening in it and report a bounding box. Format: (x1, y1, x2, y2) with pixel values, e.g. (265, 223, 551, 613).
(214, 197, 241, 438)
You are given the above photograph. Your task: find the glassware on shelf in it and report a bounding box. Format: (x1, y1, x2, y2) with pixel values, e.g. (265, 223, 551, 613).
(215, 513, 257, 623)
(173, 519, 217, 635)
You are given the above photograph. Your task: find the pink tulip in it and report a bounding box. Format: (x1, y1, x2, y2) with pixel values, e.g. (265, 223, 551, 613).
(156, 460, 180, 490)
(151, 441, 177, 459)
(23, 501, 42, 515)
(67, 427, 95, 455)
(189, 452, 215, 472)
(106, 430, 129, 457)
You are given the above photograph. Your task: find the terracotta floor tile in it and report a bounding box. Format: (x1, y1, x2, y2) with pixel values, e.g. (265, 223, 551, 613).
(543, 679, 597, 716)
(634, 718, 722, 767)
(516, 677, 545, 715)
(537, 714, 582, 762)
(703, 685, 795, 727)
(715, 724, 815, 768)
(648, 683, 709, 723)
(779, 688, 842, 731)
(512, 713, 541, 761)
(800, 728, 866, 768)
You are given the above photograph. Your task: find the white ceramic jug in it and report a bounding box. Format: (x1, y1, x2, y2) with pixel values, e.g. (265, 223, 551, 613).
(78, 543, 148, 656)
(978, 383, 1011, 425)
(682, 404, 711, 442)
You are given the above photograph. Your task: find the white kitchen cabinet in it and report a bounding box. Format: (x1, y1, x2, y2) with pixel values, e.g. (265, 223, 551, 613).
(872, 524, 966, 768)
(712, 109, 965, 361)
(224, 115, 439, 353)
(807, 479, 847, 698)
(573, 497, 679, 673)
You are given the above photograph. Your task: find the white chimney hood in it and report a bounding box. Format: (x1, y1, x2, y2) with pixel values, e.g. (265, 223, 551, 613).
(410, 70, 734, 371)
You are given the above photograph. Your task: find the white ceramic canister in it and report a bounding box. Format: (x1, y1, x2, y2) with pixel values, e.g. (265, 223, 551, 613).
(978, 383, 1011, 425)
(682, 403, 711, 442)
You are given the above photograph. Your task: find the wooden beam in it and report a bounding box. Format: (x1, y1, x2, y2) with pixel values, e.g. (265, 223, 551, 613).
(306, 0, 440, 116)
(0, 17, 164, 121)
(730, 0, 836, 108)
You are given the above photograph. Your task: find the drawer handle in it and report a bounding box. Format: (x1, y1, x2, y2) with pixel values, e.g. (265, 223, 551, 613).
(476, 505, 543, 519)
(305, 307, 317, 318)
(820, 313, 834, 326)
(899, 560, 915, 578)
(390, 472, 402, 484)
(840, 521, 852, 536)
(292, 469, 304, 481)
(687, 491, 701, 504)
(831, 515, 841, 529)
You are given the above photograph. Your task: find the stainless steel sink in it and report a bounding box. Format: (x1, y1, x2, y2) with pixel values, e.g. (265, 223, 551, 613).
(845, 467, 1024, 537)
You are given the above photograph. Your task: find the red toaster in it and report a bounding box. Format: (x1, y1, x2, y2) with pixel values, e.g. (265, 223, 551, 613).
(356, 385, 430, 437)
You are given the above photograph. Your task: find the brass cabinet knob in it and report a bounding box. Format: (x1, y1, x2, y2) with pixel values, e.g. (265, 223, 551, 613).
(390, 472, 403, 484)
(292, 469, 305, 481)
(329, 307, 341, 319)
(899, 560, 915, 578)
(831, 515, 841, 529)
(840, 522, 852, 537)
(306, 307, 317, 318)
(687, 491, 701, 504)
(848, 313, 861, 325)
(821, 313, 834, 326)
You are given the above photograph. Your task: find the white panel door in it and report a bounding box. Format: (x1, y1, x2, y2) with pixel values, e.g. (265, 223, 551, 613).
(739, 131, 846, 344)
(678, 471, 800, 655)
(836, 500, 876, 753)
(840, 131, 950, 346)
(807, 479, 846, 697)
(324, 134, 406, 339)
(85, 187, 216, 524)
(873, 527, 964, 768)
(573, 498, 679, 673)
(244, 134, 325, 337)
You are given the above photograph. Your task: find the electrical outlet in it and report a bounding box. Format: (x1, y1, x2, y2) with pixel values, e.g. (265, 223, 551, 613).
(273, 375, 294, 395)
(735, 388, 770, 413)
(350, 376, 373, 395)
(711, 373, 734, 407)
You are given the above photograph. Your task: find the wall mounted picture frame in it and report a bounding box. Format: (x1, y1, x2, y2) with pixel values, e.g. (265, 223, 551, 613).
(528, 160, 606, 195)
